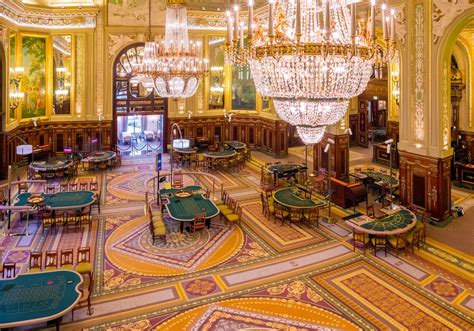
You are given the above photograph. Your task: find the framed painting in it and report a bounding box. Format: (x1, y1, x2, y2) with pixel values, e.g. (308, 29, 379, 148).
(21, 35, 47, 118)
(232, 64, 256, 110)
(107, 0, 166, 26)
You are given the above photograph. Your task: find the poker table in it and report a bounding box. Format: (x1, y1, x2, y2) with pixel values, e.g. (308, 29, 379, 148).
(204, 150, 236, 159)
(345, 209, 417, 235)
(29, 159, 73, 175)
(273, 187, 326, 209)
(224, 141, 246, 151)
(165, 192, 219, 232)
(14, 191, 96, 211)
(351, 171, 399, 186)
(174, 148, 197, 154)
(267, 163, 307, 182)
(0, 270, 83, 329)
(159, 185, 204, 198)
(82, 150, 116, 163)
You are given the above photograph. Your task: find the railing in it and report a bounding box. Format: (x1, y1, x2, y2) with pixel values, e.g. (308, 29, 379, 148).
(116, 140, 162, 154)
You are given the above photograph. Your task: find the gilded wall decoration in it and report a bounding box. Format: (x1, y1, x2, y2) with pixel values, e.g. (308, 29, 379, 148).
(415, 4, 425, 142)
(432, 0, 473, 44)
(394, 3, 407, 45)
(107, 0, 166, 26)
(21, 35, 46, 119)
(108, 34, 137, 59)
(95, 13, 104, 117)
(442, 61, 449, 150)
(0, 0, 97, 29)
(76, 34, 84, 117)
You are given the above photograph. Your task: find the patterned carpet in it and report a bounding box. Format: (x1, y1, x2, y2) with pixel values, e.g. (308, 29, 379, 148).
(1, 154, 473, 330)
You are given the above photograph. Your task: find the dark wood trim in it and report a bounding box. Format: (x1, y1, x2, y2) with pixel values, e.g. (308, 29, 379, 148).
(313, 133, 350, 180)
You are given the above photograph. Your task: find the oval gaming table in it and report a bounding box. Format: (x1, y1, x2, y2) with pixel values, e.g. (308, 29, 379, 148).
(273, 187, 327, 209)
(14, 191, 96, 211)
(351, 171, 399, 186)
(344, 208, 417, 236)
(0, 270, 83, 330)
(267, 163, 308, 183)
(164, 186, 219, 232)
(159, 185, 204, 198)
(224, 141, 246, 151)
(204, 150, 237, 159)
(29, 159, 73, 178)
(82, 150, 116, 163)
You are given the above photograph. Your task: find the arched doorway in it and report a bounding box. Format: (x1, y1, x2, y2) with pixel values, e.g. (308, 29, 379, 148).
(112, 43, 168, 156)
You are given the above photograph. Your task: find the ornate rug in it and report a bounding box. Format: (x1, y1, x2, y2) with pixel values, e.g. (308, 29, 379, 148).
(104, 215, 246, 277)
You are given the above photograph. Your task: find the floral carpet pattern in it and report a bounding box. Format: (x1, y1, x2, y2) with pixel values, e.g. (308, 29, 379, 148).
(3, 156, 473, 330)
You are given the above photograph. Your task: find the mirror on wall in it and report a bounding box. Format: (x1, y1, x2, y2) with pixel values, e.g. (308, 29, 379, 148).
(53, 35, 71, 115)
(208, 36, 225, 109)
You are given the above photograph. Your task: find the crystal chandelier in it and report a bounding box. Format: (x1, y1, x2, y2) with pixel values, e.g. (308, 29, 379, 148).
(133, 0, 209, 100)
(226, 0, 396, 144)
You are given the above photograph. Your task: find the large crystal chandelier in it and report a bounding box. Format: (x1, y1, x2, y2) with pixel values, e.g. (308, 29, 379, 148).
(226, 0, 396, 144)
(133, 0, 209, 100)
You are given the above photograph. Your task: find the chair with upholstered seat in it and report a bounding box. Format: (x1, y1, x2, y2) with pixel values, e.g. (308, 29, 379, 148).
(303, 207, 320, 228)
(45, 251, 58, 270)
(28, 251, 43, 273)
(219, 197, 235, 221)
(69, 183, 78, 191)
(189, 213, 206, 233)
(371, 235, 388, 257)
(289, 207, 302, 226)
(2, 262, 16, 279)
(45, 184, 56, 194)
(352, 230, 371, 254)
(39, 207, 56, 235)
(60, 249, 74, 270)
(79, 206, 92, 229)
(366, 205, 375, 218)
(274, 203, 290, 226)
(75, 247, 92, 279)
(89, 181, 98, 192)
(387, 233, 408, 257)
(79, 182, 88, 191)
(60, 183, 69, 192)
(225, 205, 242, 226)
(17, 176, 28, 193)
(406, 228, 422, 253)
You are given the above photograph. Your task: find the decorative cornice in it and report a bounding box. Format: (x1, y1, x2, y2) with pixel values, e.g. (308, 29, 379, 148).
(432, 0, 474, 44)
(0, 0, 98, 29)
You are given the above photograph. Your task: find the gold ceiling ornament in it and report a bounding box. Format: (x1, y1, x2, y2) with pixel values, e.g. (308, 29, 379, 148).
(130, 0, 209, 100)
(226, 0, 396, 144)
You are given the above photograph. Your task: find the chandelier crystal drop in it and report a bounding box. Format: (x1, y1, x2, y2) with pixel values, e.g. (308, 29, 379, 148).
(226, 0, 396, 143)
(132, 0, 208, 100)
(296, 125, 327, 145)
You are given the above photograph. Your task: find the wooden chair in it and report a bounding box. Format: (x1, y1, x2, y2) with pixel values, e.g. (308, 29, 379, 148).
(289, 207, 302, 226)
(219, 197, 235, 221)
(45, 184, 56, 194)
(17, 176, 28, 193)
(79, 182, 88, 191)
(45, 251, 58, 270)
(79, 206, 92, 229)
(304, 207, 320, 228)
(69, 183, 78, 191)
(352, 230, 371, 254)
(274, 203, 290, 226)
(60, 183, 69, 192)
(370, 235, 388, 257)
(406, 228, 422, 253)
(39, 207, 56, 235)
(60, 249, 74, 270)
(29, 251, 43, 273)
(387, 233, 408, 257)
(225, 205, 242, 226)
(99, 161, 107, 171)
(366, 205, 375, 217)
(89, 181, 98, 192)
(188, 213, 206, 233)
(71, 272, 94, 321)
(173, 171, 183, 188)
(2, 262, 16, 279)
(75, 247, 92, 279)
(63, 210, 79, 233)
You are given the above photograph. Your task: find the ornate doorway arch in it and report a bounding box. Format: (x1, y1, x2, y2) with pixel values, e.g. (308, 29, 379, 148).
(111, 42, 168, 155)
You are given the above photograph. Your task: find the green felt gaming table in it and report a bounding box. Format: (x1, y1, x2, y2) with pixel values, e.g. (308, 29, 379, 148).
(0, 270, 83, 329)
(165, 191, 219, 232)
(14, 191, 96, 210)
(204, 150, 237, 158)
(351, 171, 399, 186)
(345, 209, 417, 235)
(273, 187, 326, 209)
(224, 141, 246, 151)
(82, 150, 116, 163)
(159, 185, 204, 198)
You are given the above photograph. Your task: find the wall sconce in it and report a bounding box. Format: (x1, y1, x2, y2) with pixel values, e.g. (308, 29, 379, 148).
(392, 71, 400, 105)
(9, 67, 25, 113)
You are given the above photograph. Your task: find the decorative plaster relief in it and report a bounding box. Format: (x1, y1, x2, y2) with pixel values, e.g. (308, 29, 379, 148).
(107, 34, 137, 59)
(95, 13, 104, 117)
(76, 34, 84, 117)
(0, 0, 97, 29)
(432, 0, 473, 44)
(394, 3, 407, 45)
(415, 4, 425, 142)
(442, 61, 450, 150)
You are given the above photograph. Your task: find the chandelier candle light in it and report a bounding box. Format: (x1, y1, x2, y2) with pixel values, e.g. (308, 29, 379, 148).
(133, 0, 209, 100)
(226, 0, 396, 144)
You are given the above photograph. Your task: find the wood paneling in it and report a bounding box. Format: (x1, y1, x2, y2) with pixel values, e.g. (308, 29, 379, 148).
(168, 115, 288, 157)
(0, 121, 113, 179)
(313, 133, 350, 180)
(398, 150, 452, 221)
